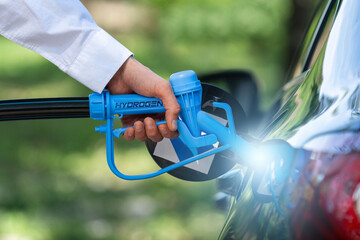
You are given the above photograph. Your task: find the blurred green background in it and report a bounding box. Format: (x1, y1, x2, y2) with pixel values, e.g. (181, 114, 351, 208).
(0, 0, 317, 239)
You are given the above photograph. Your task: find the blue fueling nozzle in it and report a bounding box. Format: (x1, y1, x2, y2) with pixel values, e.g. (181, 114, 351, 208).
(89, 70, 255, 180)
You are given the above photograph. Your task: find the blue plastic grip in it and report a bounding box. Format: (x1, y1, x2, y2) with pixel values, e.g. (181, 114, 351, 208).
(89, 91, 166, 121)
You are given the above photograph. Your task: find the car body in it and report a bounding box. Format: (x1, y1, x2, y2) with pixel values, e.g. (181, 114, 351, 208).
(213, 0, 360, 239)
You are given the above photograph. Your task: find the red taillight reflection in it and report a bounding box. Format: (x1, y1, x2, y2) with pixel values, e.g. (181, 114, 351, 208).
(292, 152, 360, 240)
(353, 184, 360, 230)
(319, 153, 360, 239)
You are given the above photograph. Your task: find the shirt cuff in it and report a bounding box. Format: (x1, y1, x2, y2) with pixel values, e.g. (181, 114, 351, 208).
(65, 28, 133, 93)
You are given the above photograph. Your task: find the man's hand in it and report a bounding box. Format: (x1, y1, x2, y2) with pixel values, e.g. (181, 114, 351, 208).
(107, 57, 180, 142)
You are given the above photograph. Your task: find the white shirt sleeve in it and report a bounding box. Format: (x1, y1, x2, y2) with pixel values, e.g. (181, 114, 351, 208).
(0, 0, 133, 93)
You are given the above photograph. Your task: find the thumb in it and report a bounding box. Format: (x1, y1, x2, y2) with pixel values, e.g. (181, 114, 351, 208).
(115, 58, 180, 131)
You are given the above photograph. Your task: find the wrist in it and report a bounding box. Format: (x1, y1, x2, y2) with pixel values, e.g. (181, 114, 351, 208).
(107, 56, 134, 94)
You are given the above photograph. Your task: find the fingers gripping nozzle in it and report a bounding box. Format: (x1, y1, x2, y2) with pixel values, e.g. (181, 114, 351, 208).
(89, 70, 246, 180)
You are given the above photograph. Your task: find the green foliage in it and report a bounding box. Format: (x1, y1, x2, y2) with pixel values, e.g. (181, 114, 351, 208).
(160, 0, 290, 42)
(154, 0, 291, 105)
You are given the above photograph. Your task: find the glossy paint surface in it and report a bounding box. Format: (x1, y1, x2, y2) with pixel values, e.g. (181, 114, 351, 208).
(219, 0, 360, 239)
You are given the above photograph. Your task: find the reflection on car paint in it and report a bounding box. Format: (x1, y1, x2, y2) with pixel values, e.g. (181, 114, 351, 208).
(219, 0, 360, 239)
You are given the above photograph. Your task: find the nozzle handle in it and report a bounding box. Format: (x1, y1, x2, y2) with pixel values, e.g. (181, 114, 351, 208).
(90, 71, 236, 181)
(89, 92, 165, 121)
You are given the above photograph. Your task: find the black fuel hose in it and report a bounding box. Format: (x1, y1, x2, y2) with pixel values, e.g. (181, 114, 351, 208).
(0, 97, 89, 121)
